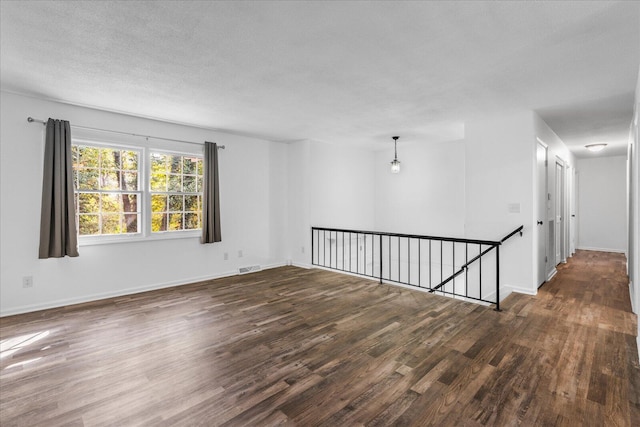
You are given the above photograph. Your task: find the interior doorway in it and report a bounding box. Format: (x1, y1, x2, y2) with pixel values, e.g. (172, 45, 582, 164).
(536, 140, 548, 287)
(555, 159, 566, 266)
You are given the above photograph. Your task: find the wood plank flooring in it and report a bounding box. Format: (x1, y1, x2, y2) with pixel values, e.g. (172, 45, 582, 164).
(1, 250, 638, 426)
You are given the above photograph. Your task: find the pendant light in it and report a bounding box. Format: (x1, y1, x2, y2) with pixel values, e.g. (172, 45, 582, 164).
(390, 136, 401, 173)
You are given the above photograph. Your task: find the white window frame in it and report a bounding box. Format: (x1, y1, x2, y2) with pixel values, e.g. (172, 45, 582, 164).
(148, 148, 204, 237)
(73, 138, 203, 246)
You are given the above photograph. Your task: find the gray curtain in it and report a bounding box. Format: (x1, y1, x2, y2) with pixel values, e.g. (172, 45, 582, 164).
(39, 118, 79, 258)
(201, 141, 221, 243)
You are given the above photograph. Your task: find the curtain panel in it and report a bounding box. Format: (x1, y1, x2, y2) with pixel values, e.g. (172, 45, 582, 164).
(201, 141, 221, 243)
(39, 118, 79, 258)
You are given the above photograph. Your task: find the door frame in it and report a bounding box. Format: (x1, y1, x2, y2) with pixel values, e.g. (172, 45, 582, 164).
(555, 157, 567, 266)
(536, 138, 549, 287)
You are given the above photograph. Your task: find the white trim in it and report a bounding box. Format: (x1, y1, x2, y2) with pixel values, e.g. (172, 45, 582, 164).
(505, 285, 538, 296)
(547, 268, 558, 281)
(577, 246, 627, 254)
(484, 290, 497, 302)
(0, 264, 286, 318)
(261, 262, 288, 271)
(79, 230, 201, 246)
(292, 261, 313, 269)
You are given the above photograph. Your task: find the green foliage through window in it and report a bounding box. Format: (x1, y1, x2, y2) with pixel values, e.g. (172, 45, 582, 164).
(150, 152, 203, 232)
(73, 145, 141, 236)
(73, 144, 203, 238)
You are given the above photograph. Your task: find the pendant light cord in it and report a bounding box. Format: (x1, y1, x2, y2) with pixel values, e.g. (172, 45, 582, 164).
(393, 136, 399, 160)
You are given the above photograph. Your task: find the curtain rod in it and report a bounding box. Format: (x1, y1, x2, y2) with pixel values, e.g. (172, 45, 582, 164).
(27, 117, 225, 149)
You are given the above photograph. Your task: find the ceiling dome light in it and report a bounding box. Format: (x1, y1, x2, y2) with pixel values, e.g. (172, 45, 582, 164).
(390, 136, 401, 173)
(585, 143, 607, 152)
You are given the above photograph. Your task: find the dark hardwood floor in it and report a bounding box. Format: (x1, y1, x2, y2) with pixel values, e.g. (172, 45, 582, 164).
(1, 250, 638, 426)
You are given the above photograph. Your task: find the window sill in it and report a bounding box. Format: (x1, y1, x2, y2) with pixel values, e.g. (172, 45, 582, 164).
(78, 230, 201, 246)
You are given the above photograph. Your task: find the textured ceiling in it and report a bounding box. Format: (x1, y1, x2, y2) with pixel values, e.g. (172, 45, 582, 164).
(1, 1, 638, 156)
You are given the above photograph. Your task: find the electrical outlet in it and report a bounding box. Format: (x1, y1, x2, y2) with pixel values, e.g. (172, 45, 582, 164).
(22, 276, 33, 288)
(301, 246, 305, 254)
(224, 252, 229, 260)
(238, 250, 243, 258)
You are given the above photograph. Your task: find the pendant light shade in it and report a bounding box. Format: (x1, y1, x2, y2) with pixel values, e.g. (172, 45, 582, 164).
(390, 136, 401, 173)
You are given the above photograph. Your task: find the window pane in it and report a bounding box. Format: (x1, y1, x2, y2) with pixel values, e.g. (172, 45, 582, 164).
(185, 195, 199, 211)
(196, 176, 203, 192)
(183, 157, 197, 174)
(79, 147, 99, 168)
(78, 214, 99, 235)
(122, 194, 138, 213)
(183, 175, 196, 192)
(169, 155, 182, 173)
(169, 195, 183, 212)
(185, 213, 199, 230)
(100, 148, 120, 170)
(101, 214, 121, 234)
(123, 214, 138, 233)
(151, 172, 167, 191)
(151, 153, 167, 172)
(152, 213, 167, 232)
(78, 193, 100, 213)
(196, 159, 203, 176)
(77, 169, 99, 190)
(100, 171, 120, 190)
(121, 151, 138, 170)
(151, 194, 167, 213)
(121, 172, 138, 190)
(101, 193, 121, 213)
(168, 213, 183, 231)
(168, 174, 181, 192)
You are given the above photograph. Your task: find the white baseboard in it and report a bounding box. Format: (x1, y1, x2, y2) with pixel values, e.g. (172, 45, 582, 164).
(0, 264, 286, 318)
(292, 262, 312, 269)
(577, 246, 626, 254)
(263, 262, 288, 270)
(505, 285, 537, 296)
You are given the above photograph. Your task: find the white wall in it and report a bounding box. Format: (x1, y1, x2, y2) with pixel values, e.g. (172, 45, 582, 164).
(286, 140, 311, 266)
(309, 142, 375, 230)
(464, 112, 535, 296)
(0, 92, 288, 316)
(576, 156, 627, 252)
(374, 140, 465, 237)
(287, 140, 375, 267)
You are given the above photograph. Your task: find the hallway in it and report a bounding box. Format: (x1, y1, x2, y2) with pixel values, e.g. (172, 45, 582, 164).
(507, 250, 639, 425)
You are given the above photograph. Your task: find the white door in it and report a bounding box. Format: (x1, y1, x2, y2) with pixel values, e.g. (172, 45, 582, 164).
(536, 141, 548, 287)
(555, 161, 565, 265)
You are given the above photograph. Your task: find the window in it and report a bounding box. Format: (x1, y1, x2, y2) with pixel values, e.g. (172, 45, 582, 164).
(150, 152, 203, 232)
(73, 145, 141, 236)
(72, 142, 203, 243)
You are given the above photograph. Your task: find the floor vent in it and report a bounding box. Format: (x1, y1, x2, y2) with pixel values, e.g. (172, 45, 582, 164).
(238, 265, 261, 274)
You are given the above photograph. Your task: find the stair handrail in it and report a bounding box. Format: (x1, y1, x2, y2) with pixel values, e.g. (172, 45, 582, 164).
(430, 225, 524, 296)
